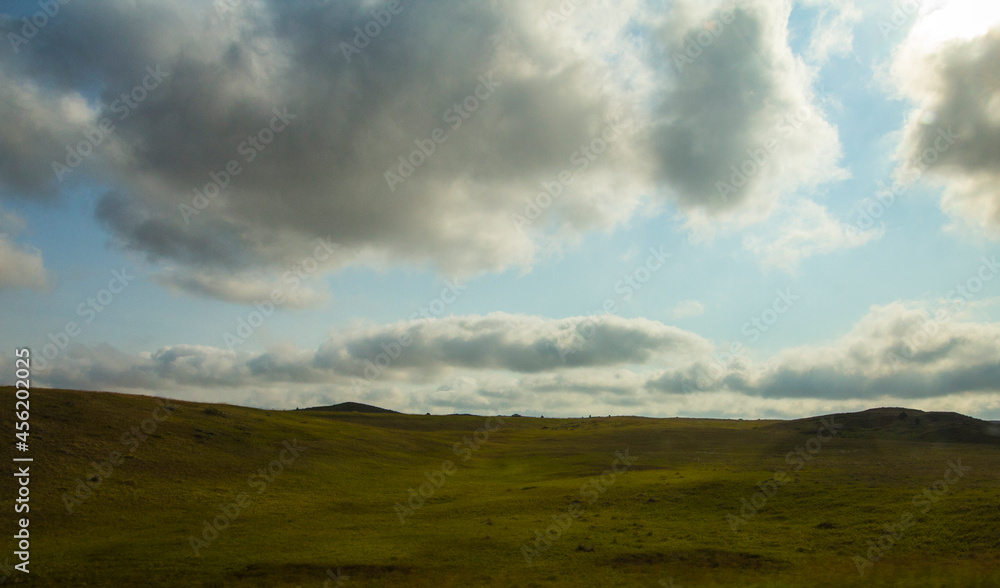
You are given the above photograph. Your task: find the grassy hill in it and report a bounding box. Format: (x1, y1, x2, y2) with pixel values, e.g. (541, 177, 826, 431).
(1, 388, 998, 587)
(300, 402, 400, 414)
(764, 407, 1000, 444)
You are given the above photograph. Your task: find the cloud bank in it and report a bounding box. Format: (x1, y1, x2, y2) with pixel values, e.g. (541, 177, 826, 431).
(16, 303, 1000, 419)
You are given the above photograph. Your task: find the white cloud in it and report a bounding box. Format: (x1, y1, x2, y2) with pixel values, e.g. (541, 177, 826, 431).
(0, 207, 51, 291)
(743, 199, 882, 271)
(890, 4, 1000, 238)
(671, 299, 705, 319)
(800, 0, 863, 64)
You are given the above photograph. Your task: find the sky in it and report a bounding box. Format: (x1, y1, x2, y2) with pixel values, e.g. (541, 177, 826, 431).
(1, 0, 999, 419)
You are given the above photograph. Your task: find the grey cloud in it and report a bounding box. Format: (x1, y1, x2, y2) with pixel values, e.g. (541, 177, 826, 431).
(0, 0, 852, 301)
(153, 268, 329, 309)
(741, 363, 1000, 401)
(95, 193, 255, 271)
(0, 0, 624, 285)
(0, 67, 91, 198)
(895, 26, 1000, 235)
(642, 0, 845, 215)
(314, 313, 712, 378)
(729, 302, 1000, 399)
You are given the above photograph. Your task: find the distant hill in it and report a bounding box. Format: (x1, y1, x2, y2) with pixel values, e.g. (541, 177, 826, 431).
(300, 401, 399, 414)
(765, 407, 1000, 445)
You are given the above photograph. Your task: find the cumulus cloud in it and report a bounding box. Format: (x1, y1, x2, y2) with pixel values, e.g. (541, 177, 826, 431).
(737, 300, 1000, 399)
(0, 0, 856, 302)
(0, 66, 97, 198)
(641, 0, 847, 227)
(0, 0, 643, 286)
(742, 199, 882, 271)
(891, 3, 1000, 237)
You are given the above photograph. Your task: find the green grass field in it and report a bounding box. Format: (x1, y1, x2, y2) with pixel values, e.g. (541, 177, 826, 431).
(2, 387, 999, 587)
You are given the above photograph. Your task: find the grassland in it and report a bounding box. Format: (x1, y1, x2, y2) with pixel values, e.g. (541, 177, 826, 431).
(1, 387, 998, 587)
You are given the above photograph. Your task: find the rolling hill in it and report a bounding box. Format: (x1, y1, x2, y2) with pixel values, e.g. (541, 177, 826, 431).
(2, 387, 998, 587)
(765, 407, 1000, 445)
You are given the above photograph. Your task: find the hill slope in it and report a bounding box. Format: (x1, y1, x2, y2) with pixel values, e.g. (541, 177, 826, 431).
(2, 388, 998, 588)
(765, 407, 1000, 445)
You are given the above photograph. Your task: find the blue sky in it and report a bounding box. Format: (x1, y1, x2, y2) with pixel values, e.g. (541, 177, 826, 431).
(1, 0, 999, 419)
